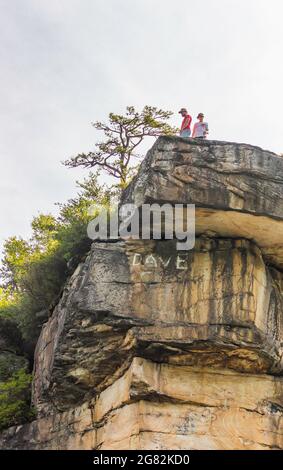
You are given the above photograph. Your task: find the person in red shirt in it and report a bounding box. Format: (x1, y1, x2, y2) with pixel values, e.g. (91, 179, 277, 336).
(179, 108, 192, 138)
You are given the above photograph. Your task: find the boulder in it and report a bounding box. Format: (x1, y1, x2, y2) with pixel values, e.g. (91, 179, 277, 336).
(1, 137, 283, 450)
(122, 137, 283, 269)
(1, 358, 282, 450)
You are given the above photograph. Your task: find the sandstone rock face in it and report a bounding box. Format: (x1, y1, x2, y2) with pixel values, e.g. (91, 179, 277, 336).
(1, 358, 282, 450)
(33, 237, 283, 416)
(0, 138, 282, 450)
(122, 137, 283, 269)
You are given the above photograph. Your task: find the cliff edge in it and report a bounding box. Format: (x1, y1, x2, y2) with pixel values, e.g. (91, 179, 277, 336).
(0, 137, 282, 450)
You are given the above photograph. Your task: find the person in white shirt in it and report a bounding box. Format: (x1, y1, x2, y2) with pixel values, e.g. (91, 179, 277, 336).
(192, 113, 209, 139)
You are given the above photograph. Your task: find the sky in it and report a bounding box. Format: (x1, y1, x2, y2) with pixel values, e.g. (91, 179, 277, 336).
(0, 0, 283, 256)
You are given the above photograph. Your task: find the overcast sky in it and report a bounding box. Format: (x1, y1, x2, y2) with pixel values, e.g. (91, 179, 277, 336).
(0, 0, 283, 255)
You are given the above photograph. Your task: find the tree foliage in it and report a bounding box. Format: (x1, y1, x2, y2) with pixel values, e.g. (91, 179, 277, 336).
(64, 106, 177, 188)
(0, 369, 34, 430)
(0, 238, 32, 291)
(0, 105, 174, 430)
(0, 172, 112, 350)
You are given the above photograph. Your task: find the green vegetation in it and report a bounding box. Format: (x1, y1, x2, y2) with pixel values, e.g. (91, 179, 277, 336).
(0, 105, 174, 431)
(0, 369, 34, 430)
(0, 172, 111, 431)
(0, 172, 112, 350)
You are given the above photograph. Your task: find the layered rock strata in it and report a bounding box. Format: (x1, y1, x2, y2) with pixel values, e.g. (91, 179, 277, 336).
(1, 137, 282, 450)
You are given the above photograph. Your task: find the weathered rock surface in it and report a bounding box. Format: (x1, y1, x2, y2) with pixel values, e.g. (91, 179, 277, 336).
(1, 358, 282, 450)
(33, 237, 283, 416)
(122, 137, 283, 269)
(0, 137, 283, 450)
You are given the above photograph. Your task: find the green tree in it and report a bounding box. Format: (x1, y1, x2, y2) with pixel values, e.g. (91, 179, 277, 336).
(0, 171, 117, 430)
(31, 214, 58, 250)
(0, 369, 34, 430)
(0, 237, 32, 291)
(0, 173, 113, 350)
(63, 106, 177, 189)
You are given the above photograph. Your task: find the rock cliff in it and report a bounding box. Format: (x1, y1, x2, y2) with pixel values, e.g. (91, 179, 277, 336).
(0, 137, 282, 450)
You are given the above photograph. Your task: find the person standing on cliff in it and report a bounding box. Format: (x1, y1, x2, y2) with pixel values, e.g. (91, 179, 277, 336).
(192, 113, 209, 139)
(179, 108, 192, 138)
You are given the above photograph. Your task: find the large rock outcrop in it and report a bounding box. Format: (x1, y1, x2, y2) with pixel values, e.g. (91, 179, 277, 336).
(0, 137, 282, 450)
(123, 137, 283, 269)
(1, 358, 282, 450)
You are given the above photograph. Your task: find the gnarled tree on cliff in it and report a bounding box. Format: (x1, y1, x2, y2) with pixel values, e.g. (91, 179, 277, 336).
(63, 106, 177, 189)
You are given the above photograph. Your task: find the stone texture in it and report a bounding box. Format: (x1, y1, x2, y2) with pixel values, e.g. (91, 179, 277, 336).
(32, 236, 283, 415)
(122, 137, 283, 269)
(0, 358, 282, 450)
(1, 137, 283, 450)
